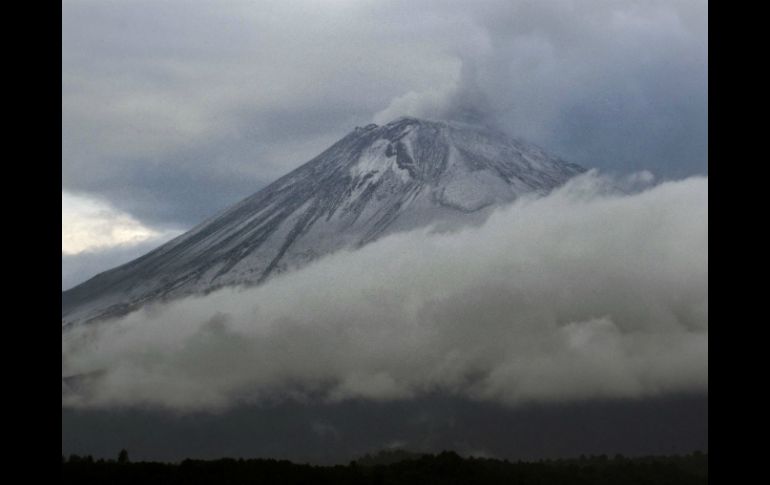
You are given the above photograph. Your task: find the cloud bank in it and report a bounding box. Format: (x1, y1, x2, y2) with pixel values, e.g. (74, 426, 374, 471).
(62, 173, 708, 412)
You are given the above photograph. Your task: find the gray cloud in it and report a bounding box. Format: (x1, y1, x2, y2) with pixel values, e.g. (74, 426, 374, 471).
(62, 173, 708, 411)
(63, 0, 707, 229)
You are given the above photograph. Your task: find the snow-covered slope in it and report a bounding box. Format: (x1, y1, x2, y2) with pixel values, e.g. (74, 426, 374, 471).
(62, 117, 585, 326)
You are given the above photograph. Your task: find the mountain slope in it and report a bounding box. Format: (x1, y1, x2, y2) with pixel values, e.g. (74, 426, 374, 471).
(62, 117, 585, 326)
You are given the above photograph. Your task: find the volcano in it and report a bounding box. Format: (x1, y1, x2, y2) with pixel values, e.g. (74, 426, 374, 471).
(62, 117, 585, 326)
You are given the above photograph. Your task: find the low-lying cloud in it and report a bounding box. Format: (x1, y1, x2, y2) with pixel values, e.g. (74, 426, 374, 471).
(62, 172, 707, 412)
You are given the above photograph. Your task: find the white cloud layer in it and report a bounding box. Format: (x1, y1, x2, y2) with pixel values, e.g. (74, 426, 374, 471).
(62, 173, 707, 411)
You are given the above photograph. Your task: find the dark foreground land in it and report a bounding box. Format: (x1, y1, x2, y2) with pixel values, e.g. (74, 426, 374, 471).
(62, 395, 708, 463)
(62, 450, 707, 484)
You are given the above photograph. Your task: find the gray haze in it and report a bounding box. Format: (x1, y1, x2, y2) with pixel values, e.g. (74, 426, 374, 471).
(62, 173, 707, 411)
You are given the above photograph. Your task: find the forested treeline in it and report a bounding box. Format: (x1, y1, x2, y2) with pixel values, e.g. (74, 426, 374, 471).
(62, 450, 707, 484)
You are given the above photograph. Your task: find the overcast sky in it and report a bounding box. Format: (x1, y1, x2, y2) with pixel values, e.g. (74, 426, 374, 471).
(62, 0, 707, 289)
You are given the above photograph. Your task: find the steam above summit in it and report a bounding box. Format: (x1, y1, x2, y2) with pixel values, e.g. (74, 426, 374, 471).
(62, 117, 584, 326)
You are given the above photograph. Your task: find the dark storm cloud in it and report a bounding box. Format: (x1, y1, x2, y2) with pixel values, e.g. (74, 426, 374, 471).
(62, 173, 708, 411)
(63, 0, 707, 228)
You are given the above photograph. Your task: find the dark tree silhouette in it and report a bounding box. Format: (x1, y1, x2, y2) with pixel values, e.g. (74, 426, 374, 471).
(117, 449, 129, 465)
